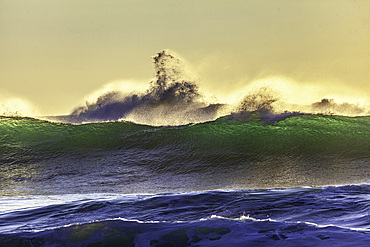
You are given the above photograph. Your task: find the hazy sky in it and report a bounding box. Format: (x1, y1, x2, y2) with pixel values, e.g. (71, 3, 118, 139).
(1, 0, 369, 115)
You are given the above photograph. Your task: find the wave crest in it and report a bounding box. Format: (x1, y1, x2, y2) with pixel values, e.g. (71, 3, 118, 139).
(66, 50, 223, 125)
(52, 50, 369, 125)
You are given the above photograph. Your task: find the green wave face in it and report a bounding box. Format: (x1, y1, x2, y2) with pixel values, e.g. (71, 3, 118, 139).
(190, 115, 370, 157)
(0, 115, 369, 194)
(1, 115, 369, 159)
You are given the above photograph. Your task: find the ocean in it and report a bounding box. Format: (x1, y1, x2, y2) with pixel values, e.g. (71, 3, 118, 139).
(1, 50, 369, 246)
(0, 114, 369, 246)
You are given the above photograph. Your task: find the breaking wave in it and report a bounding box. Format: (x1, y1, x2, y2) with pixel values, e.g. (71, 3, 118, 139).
(59, 50, 225, 125)
(41, 50, 369, 126)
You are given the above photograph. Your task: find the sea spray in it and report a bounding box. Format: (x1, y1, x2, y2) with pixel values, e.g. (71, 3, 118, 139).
(66, 50, 221, 125)
(54, 51, 369, 126)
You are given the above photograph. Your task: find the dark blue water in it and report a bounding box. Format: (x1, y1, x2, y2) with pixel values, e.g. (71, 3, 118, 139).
(0, 186, 369, 246)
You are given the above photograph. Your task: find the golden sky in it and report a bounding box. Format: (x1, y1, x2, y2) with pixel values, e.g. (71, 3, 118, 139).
(1, 0, 369, 115)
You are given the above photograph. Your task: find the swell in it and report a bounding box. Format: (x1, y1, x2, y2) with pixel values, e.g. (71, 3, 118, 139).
(4, 218, 369, 247)
(0, 185, 369, 246)
(1, 185, 369, 232)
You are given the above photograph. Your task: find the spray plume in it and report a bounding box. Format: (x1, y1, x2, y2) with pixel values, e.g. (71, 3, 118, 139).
(47, 50, 369, 126)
